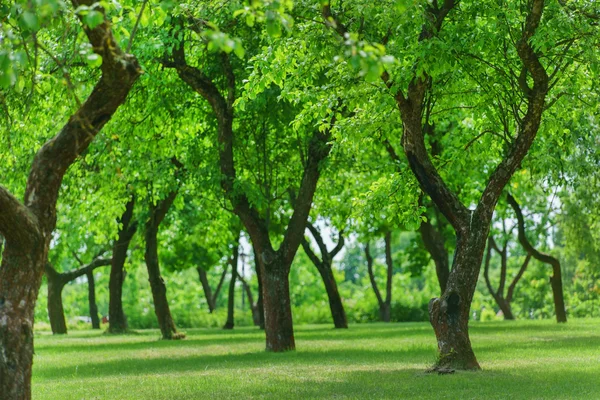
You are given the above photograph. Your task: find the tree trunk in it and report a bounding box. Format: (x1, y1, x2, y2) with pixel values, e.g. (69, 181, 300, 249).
(108, 198, 137, 333)
(261, 255, 295, 351)
(254, 248, 265, 329)
(144, 192, 182, 340)
(197, 267, 215, 313)
(365, 243, 389, 322)
(87, 271, 100, 329)
(237, 270, 260, 326)
(46, 265, 68, 335)
(223, 244, 239, 330)
(315, 263, 348, 328)
(419, 216, 450, 294)
(428, 228, 487, 371)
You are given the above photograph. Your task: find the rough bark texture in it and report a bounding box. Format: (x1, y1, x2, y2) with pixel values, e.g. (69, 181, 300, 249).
(45, 257, 111, 335)
(165, 40, 333, 351)
(301, 223, 347, 328)
(86, 271, 100, 329)
(223, 243, 239, 330)
(108, 197, 137, 333)
(0, 2, 140, 395)
(484, 235, 531, 320)
(144, 191, 184, 340)
(507, 193, 567, 323)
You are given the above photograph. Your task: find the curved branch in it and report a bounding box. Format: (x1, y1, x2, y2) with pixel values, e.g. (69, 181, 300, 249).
(329, 231, 345, 259)
(506, 254, 531, 303)
(301, 237, 323, 269)
(306, 222, 328, 260)
(0, 186, 41, 251)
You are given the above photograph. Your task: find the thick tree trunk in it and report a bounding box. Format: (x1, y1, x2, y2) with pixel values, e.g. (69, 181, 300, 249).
(46, 266, 68, 335)
(197, 267, 216, 313)
(144, 192, 182, 340)
(108, 198, 137, 333)
(223, 245, 239, 330)
(261, 255, 295, 351)
(87, 271, 101, 329)
(428, 227, 487, 371)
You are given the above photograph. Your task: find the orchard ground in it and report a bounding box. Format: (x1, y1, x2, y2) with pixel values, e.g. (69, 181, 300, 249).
(33, 319, 600, 399)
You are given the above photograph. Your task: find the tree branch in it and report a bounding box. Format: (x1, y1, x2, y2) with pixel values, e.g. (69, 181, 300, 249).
(0, 186, 41, 251)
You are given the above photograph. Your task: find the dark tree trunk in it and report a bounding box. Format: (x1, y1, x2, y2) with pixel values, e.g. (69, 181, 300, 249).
(223, 244, 239, 330)
(507, 193, 567, 323)
(144, 192, 182, 340)
(261, 255, 295, 351)
(364, 234, 393, 323)
(316, 264, 348, 328)
(108, 197, 137, 333)
(211, 263, 229, 308)
(46, 265, 68, 335)
(254, 246, 265, 329)
(197, 267, 216, 313)
(87, 271, 100, 329)
(302, 224, 348, 328)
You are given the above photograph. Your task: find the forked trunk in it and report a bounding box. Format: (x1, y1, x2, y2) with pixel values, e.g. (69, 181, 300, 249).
(261, 256, 294, 351)
(428, 229, 486, 371)
(316, 264, 348, 328)
(87, 271, 101, 329)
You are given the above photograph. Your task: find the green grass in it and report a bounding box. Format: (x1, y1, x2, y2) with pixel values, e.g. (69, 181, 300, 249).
(32, 319, 600, 399)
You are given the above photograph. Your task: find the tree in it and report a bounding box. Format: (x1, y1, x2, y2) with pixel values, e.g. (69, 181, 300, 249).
(364, 231, 394, 322)
(483, 235, 532, 320)
(507, 193, 567, 322)
(0, 0, 140, 396)
(45, 255, 111, 334)
(223, 235, 240, 330)
(301, 222, 347, 328)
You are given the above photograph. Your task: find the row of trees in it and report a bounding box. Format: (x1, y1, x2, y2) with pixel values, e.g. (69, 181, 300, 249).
(1, 0, 599, 398)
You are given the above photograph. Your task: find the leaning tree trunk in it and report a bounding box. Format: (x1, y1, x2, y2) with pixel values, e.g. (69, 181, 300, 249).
(316, 264, 348, 328)
(108, 197, 137, 333)
(223, 244, 239, 330)
(144, 192, 182, 340)
(87, 271, 101, 329)
(45, 265, 68, 335)
(197, 267, 216, 313)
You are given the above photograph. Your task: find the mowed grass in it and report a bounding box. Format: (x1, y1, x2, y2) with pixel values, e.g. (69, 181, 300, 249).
(32, 319, 600, 399)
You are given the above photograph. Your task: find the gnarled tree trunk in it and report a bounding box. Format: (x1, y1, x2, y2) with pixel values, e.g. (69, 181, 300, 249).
(108, 197, 137, 333)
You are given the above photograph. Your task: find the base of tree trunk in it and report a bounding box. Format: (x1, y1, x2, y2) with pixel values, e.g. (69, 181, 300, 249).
(262, 265, 295, 352)
(222, 322, 234, 330)
(428, 297, 481, 371)
(161, 332, 186, 340)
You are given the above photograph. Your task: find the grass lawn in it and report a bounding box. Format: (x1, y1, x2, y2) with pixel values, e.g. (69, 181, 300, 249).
(32, 319, 600, 399)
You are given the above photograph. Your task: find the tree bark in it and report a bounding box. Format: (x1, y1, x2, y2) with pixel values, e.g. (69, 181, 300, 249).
(86, 271, 100, 329)
(507, 193, 567, 323)
(223, 243, 239, 330)
(253, 245, 265, 329)
(0, 1, 140, 396)
(144, 191, 183, 340)
(197, 267, 216, 313)
(108, 197, 137, 333)
(301, 224, 348, 328)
